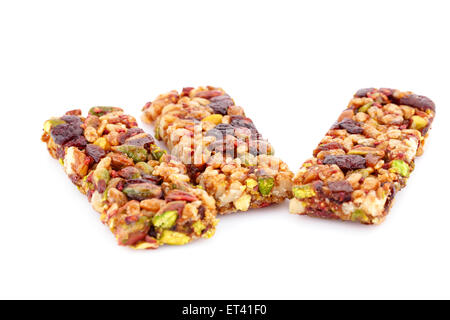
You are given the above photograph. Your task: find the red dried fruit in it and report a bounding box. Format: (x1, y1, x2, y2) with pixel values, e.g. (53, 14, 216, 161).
(197, 205, 206, 219)
(208, 94, 234, 115)
(332, 119, 363, 134)
(63, 135, 87, 149)
(314, 142, 344, 156)
(205, 124, 235, 140)
(327, 180, 353, 203)
(165, 190, 198, 202)
(186, 164, 206, 182)
(123, 133, 154, 149)
(117, 128, 144, 145)
(354, 88, 376, 98)
(396, 94, 435, 112)
(323, 155, 366, 171)
(230, 115, 258, 132)
(181, 87, 194, 97)
(97, 179, 107, 193)
(86, 144, 106, 163)
(380, 88, 395, 98)
(50, 122, 83, 145)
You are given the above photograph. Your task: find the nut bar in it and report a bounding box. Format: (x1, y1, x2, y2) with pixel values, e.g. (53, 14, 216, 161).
(142, 86, 293, 214)
(289, 88, 435, 224)
(41, 107, 218, 249)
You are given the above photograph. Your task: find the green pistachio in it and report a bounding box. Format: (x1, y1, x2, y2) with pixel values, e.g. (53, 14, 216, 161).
(135, 162, 154, 175)
(351, 209, 370, 223)
(258, 177, 275, 196)
(292, 184, 316, 199)
(192, 221, 206, 235)
(390, 159, 410, 177)
(158, 230, 191, 245)
(358, 102, 373, 113)
(240, 153, 257, 167)
(122, 183, 162, 201)
(150, 145, 166, 161)
(152, 210, 178, 229)
(93, 167, 110, 185)
(112, 145, 148, 162)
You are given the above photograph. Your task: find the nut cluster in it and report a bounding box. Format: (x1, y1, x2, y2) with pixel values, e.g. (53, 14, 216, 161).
(142, 86, 294, 214)
(290, 88, 435, 224)
(42, 107, 217, 249)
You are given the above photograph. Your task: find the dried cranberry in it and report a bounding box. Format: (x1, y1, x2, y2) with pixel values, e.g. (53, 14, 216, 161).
(87, 189, 94, 202)
(332, 119, 363, 134)
(181, 87, 194, 97)
(85, 144, 106, 163)
(208, 94, 234, 115)
(379, 88, 395, 98)
(97, 179, 107, 193)
(197, 206, 206, 219)
(230, 116, 257, 131)
(60, 115, 82, 125)
(206, 123, 235, 139)
(64, 135, 87, 149)
(312, 180, 324, 194)
(116, 179, 125, 191)
(56, 146, 65, 159)
(314, 142, 344, 156)
(124, 134, 154, 149)
(50, 123, 83, 145)
(396, 94, 435, 112)
(186, 164, 206, 182)
(327, 180, 353, 203)
(323, 155, 366, 171)
(384, 184, 397, 211)
(354, 88, 376, 98)
(117, 128, 144, 145)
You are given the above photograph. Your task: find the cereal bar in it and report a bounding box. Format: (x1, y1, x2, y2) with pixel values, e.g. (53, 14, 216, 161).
(289, 88, 435, 224)
(41, 107, 218, 249)
(142, 86, 293, 214)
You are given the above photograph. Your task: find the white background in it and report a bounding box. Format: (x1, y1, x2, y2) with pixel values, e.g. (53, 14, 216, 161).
(1, 0, 449, 299)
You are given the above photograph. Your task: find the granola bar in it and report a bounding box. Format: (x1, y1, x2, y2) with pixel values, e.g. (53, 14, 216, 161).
(142, 86, 293, 214)
(289, 88, 435, 224)
(41, 107, 217, 249)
